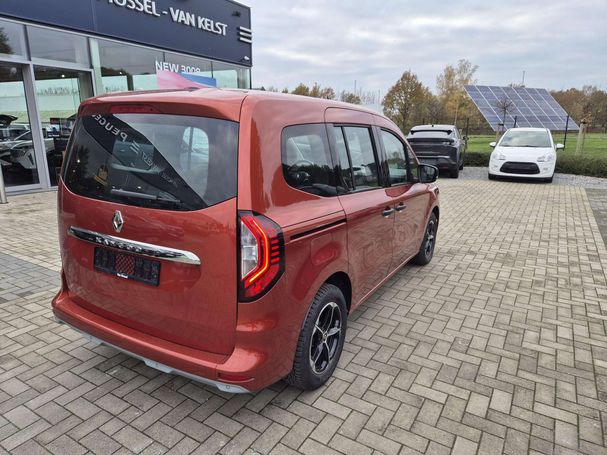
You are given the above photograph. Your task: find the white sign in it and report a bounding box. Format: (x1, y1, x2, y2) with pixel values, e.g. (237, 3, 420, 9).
(155, 61, 203, 74)
(101, 0, 228, 36)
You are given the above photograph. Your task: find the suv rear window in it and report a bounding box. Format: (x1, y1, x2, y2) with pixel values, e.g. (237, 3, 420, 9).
(408, 130, 452, 139)
(63, 113, 238, 211)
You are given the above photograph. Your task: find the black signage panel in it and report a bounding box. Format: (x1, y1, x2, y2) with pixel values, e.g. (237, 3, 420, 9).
(0, 0, 252, 66)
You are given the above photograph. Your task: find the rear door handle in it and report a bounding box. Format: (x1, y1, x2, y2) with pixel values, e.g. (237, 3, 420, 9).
(382, 207, 394, 217)
(395, 203, 407, 212)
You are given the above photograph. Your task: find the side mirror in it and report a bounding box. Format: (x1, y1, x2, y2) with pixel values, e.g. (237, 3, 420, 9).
(489, 142, 497, 147)
(555, 143, 564, 150)
(419, 164, 438, 183)
(463, 135, 469, 141)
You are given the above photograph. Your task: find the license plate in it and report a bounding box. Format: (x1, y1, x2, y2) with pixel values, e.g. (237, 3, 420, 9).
(94, 248, 160, 286)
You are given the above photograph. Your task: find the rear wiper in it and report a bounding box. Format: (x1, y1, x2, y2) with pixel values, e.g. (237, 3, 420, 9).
(110, 188, 181, 203)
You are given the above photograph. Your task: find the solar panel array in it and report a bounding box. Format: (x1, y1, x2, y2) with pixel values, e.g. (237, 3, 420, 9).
(465, 85, 579, 131)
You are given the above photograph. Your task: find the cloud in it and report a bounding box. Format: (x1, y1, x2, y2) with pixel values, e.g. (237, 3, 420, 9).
(244, 0, 607, 93)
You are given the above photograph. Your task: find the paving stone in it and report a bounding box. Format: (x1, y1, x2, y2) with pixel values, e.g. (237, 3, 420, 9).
(112, 425, 154, 453)
(79, 430, 122, 455)
(452, 436, 478, 455)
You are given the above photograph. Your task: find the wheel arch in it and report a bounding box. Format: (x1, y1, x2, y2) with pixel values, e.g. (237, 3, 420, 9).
(325, 271, 352, 313)
(432, 205, 439, 223)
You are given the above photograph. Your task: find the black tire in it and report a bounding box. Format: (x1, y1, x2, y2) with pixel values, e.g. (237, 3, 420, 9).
(449, 166, 460, 178)
(285, 284, 347, 390)
(545, 175, 553, 183)
(488, 173, 496, 180)
(459, 155, 464, 170)
(412, 213, 438, 265)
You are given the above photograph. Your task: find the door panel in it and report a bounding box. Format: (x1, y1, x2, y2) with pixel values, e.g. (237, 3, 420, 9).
(60, 110, 240, 355)
(338, 189, 394, 305)
(379, 128, 430, 269)
(327, 114, 394, 307)
(386, 184, 429, 268)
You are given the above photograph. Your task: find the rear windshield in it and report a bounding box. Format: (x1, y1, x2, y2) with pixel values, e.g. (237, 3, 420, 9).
(408, 130, 452, 139)
(63, 113, 238, 211)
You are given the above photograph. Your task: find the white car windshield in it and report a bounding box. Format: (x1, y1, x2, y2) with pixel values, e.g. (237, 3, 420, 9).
(499, 131, 551, 148)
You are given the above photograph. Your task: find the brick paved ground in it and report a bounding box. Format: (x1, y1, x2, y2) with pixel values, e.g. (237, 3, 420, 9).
(1, 176, 607, 454)
(587, 189, 607, 247)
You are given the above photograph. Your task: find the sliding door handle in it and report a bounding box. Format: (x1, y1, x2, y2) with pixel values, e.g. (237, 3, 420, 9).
(382, 208, 394, 217)
(395, 203, 407, 212)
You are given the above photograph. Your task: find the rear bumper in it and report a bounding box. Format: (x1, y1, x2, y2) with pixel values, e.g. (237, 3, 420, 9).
(417, 155, 458, 170)
(54, 313, 249, 393)
(52, 276, 294, 393)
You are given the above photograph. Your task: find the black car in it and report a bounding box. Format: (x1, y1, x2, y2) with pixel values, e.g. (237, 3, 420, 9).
(407, 124, 466, 178)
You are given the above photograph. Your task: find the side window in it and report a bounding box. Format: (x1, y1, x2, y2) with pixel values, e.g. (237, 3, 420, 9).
(333, 127, 353, 191)
(406, 142, 419, 181)
(343, 126, 379, 189)
(380, 130, 409, 185)
(281, 124, 336, 197)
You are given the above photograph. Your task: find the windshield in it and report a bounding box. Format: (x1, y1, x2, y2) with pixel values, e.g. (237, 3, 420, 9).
(499, 130, 552, 148)
(63, 113, 238, 211)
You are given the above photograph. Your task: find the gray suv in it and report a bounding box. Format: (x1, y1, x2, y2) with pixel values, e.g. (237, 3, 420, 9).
(407, 124, 466, 178)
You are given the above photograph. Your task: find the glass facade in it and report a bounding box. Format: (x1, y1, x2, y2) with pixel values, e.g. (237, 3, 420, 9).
(0, 19, 27, 60)
(0, 17, 251, 193)
(28, 26, 90, 65)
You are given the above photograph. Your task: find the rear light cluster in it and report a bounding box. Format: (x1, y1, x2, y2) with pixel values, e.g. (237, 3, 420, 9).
(238, 211, 285, 302)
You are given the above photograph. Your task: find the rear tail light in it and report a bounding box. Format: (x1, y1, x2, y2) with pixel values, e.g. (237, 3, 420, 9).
(238, 211, 285, 302)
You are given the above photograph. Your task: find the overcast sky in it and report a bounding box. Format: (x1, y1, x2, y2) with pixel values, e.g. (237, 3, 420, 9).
(245, 0, 606, 95)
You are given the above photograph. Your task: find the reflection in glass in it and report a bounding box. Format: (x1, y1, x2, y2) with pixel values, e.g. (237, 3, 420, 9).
(212, 61, 250, 89)
(98, 39, 162, 93)
(34, 66, 93, 185)
(28, 26, 89, 65)
(0, 64, 39, 187)
(0, 19, 27, 60)
(162, 52, 213, 79)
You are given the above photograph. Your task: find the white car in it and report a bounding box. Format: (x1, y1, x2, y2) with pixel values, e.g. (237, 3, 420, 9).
(488, 128, 563, 183)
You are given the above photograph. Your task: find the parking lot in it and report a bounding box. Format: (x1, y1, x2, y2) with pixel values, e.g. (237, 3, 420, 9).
(2, 171, 607, 455)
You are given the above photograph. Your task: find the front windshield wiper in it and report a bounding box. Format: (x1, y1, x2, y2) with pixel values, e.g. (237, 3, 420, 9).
(110, 188, 181, 204)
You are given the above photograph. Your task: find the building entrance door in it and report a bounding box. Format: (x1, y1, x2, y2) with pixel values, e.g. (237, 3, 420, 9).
(0, 63, 41, 189)
(33, 65, 93, 186)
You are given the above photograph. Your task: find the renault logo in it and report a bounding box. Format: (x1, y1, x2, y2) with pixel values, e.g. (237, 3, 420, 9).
(112, 210, 124, 233)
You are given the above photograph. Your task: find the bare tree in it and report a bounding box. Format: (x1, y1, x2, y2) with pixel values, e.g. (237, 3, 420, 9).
(493, 96, 516, 126)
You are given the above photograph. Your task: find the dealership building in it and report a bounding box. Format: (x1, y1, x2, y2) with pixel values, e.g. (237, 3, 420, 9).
(0, 0, 252, 194)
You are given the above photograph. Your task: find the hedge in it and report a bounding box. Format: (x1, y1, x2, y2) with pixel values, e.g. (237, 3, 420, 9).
(463, 151, 607, 178)
(463, 151, 489, 167)
(554, 154, 607, 178)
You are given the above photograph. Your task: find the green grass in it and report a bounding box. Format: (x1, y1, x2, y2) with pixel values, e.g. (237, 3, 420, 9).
(467, 132, 607, 158)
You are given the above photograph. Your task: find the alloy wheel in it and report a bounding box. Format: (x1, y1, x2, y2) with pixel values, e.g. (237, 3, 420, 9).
(309, 301, 342, 374)
(424, 220, 436, 258)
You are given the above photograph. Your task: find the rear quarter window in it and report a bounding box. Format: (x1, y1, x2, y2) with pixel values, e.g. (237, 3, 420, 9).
(281, 124, 337, 197)
(63, 113, 238, 211)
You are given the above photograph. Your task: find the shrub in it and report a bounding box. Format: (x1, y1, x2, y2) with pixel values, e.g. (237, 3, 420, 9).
(555, 154, 607, 178)
(463, 151, 490, 167)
